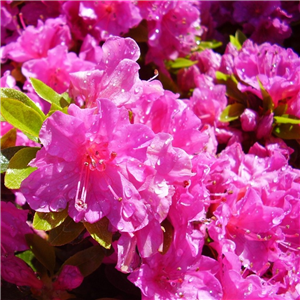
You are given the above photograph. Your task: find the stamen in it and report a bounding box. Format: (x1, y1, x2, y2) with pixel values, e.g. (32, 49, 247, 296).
(18, 13, 26, 30)
(148, 69, 159, 82)
(105, 177, 122, 201)
(75, 161, 90, 211)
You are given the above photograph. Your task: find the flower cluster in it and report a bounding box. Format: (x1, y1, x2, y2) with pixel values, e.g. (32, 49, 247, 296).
(1, 1, 300, 299)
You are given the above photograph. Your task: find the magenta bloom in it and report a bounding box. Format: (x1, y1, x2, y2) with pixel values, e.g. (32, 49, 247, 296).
(62, 1, 142, 42)
(140, 1, 202, 68)
(128, 243, 222, 300)
(21, 99, 153, 231)
(20, 98, 192, 237)
(1, 17, 72, 63)
(22, 45, 95, 94)
(220, 40, 300, 118)
(69, 37, 141, 107)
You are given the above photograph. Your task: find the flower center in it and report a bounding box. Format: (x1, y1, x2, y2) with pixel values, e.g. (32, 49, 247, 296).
(74, 144, 120, 211)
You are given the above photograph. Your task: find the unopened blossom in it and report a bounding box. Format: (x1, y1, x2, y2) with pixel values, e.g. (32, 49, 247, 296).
(52, 265, 84, 291)
(240, 108, 258, 132)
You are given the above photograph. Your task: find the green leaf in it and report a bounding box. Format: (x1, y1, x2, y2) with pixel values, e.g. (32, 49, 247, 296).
(160, 218, 174, 255)
(220, 103, 245, 122)
(1, 146, 25, 173)
(1, 128, 16, 149)
(84, 218, 112, 249)
(60, 92, 72, 104)
(15, 250, 37, 272)
(274, 103, 287, 116)
(4, 147, 39, 189)
(33, 209, 69, 231)
(257, 77, 274, 113)
(0, 88, 45, 119)
(215, 71, 229, 81)
(193, 39, 222, 52)
(274, 115, 300, 124)
(25, 233, 56, 276)
(273, 123, 300, 139)
(167, 57, 198, 69)
(216, 72, 247, 103)
(48, 216, 85, 246)
(235, 30, 247, 45)
(61, 245, 105, 277)
(229, 30, 247, 50)
(1, 97, 44, 140)
(30, 77, 69, 110)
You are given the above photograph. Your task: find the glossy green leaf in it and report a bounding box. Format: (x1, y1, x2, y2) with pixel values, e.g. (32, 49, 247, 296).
(1, 97, 43, 140)
(84, 218, 112, 249)
(0, 88, 45, 119)
(220, 103, 245, 122)
(33, 209, 69, 231)
(274, 115, 300, 124)
(0, 146, 25, 173)
(167, 57, 198, 69)
(273, 124, 300, 139)
(25, 233, 56, 276)
(1, 128, 16, 149)
(61, 245, 105, 277)
(257, 77, 274, 113)
(4, 147, 39, 189)
(160, 218, 174, 255)
(30, 77, 61, 104)
(48, 216, 85, 246)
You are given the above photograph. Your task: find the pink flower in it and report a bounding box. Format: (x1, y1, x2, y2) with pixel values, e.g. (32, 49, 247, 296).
(52, 265, 84, 291)
(62, 1, 142, 42)
(22, 45, 95, 94)
(21, 99, 153, 232)
(128, 243, 222, 300)
(140, 1, 202, 68)
(1, 17, 72, 63)
(69, 37, 142, 107)
(132, 81, 209, 155)
(21, 98, 192, 236)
